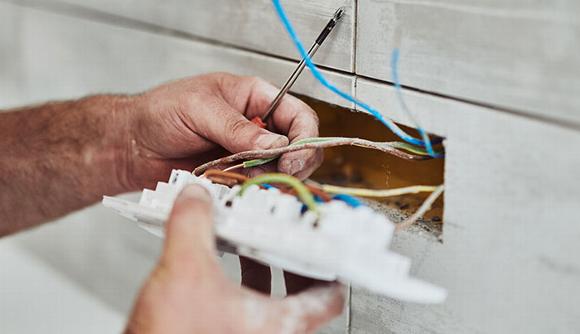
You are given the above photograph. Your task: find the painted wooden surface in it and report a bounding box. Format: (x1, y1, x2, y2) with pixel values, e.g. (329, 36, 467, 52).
(351, 78, 580, 333)
(27, 0, 355, 72)
(0, 1, 354, 109)
(356, 0, 580, 127)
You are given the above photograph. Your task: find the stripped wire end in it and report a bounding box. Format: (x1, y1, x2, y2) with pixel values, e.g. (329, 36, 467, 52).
(223, 163, 244, 172)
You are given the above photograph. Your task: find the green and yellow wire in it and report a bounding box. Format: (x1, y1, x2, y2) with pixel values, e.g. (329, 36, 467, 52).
(240, 173, 318, 213)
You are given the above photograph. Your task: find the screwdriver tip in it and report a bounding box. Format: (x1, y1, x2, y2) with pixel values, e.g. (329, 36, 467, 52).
(334, 7, 346, 21)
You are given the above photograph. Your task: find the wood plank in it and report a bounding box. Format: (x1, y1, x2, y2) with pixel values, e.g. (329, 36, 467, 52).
(22, 0, 355, 72)
(0, 1, 354, 109)
(356, 0, 580, 126)
(351, 78, 580, 333)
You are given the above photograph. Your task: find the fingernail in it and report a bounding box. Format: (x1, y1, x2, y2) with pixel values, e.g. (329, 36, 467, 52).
(181, 185, 211, 203)
(256, 133, 288, 150)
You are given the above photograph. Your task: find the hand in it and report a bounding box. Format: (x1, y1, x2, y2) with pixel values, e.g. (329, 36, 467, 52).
(126, 185, 345, 334)
(120, 73, 323, 190)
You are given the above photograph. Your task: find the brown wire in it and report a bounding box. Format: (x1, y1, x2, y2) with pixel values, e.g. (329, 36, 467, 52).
(306, 184, 333, 202)
(204, 169, 249, 182)
(203, 169, 249, 187)
(202, 169, 333, 202)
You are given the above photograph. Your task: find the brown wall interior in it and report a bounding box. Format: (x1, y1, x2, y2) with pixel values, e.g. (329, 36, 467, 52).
(300, 96, 445, 237)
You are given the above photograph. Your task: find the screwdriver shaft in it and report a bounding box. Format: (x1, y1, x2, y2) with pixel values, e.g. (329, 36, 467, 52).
(262, 8, 345, 121)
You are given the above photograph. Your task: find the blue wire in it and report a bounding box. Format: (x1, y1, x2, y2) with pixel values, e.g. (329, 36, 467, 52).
(332, 194, 363, 208)
(271, 0, 426, 148)
(391, 49, 443, 158)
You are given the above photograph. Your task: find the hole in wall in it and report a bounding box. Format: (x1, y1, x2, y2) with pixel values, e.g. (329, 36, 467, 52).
(298, 95, 445, 239)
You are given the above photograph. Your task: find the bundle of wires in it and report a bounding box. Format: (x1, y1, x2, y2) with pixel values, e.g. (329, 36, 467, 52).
(194, 136, 434, 175)
(203, 169, 443, 231)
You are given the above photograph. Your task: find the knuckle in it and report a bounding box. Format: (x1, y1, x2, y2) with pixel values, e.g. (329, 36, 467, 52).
(213, 72, 237, 90)
(213, 71, 234, 81)
(244, 75, 263, 87)
(310, 110, 320, 126)
(227, 117, 251, 137)
(300, 103, 320, 127)
(244, 76, 274, 95)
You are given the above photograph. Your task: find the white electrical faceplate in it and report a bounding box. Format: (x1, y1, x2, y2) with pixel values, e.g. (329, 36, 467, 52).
(103, 170, 446, 304)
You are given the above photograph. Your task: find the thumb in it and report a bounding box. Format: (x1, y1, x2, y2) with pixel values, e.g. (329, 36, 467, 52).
(277, 283, 346, 333)
(202, 99, 289, 153)
(162, 184, 216, 267)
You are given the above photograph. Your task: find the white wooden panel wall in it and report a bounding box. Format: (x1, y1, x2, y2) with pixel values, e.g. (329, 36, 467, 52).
(35, 0, 356, 72)
(356, 0, 580, 126)
(352, 78, 580, 333)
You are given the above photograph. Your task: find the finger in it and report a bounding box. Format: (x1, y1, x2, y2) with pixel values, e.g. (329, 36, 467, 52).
(162, 185, 217, 271)
(278, 283, 346, 333)
(241, 78, 321, 177)
(195, 97, 289, 153)
(240, 257, 272, 295)
(243, 78, 319, 143)
(283, 271, 325, 295)
(279, 148, 324, 180)
(244, 163, 278, 178)
(276, 117, 320, 178)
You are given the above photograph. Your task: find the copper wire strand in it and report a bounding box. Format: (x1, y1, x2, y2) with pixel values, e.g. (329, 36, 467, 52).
(223, 163, 244, 172)
(193, 138, 430, 175)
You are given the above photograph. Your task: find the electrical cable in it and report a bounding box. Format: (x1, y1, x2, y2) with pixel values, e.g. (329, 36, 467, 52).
(204, 169, 249, 182)
(241, 137, 342, 169)
(271, 0, 439, 155)
(193, 137, 430, 175)
(319, 184, 439, 198)
(241, 138, 433, 169)
(391, 49, 443, 158)
(332, 194, 363, 208)
(396, 185, 445, 231)
(205, 169, 333, 202)
(203, 169, 250, 187)
(240, 173, 319, 213)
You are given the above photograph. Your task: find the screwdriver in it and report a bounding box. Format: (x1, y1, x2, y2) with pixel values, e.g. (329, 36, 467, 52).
(251, 7, 345, 128)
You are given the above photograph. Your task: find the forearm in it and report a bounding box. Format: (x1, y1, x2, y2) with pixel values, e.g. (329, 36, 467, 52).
(0, 95, 134, 235)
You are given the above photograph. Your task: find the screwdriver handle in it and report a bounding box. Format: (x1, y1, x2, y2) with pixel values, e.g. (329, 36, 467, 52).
(251, 116, 267, 128)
